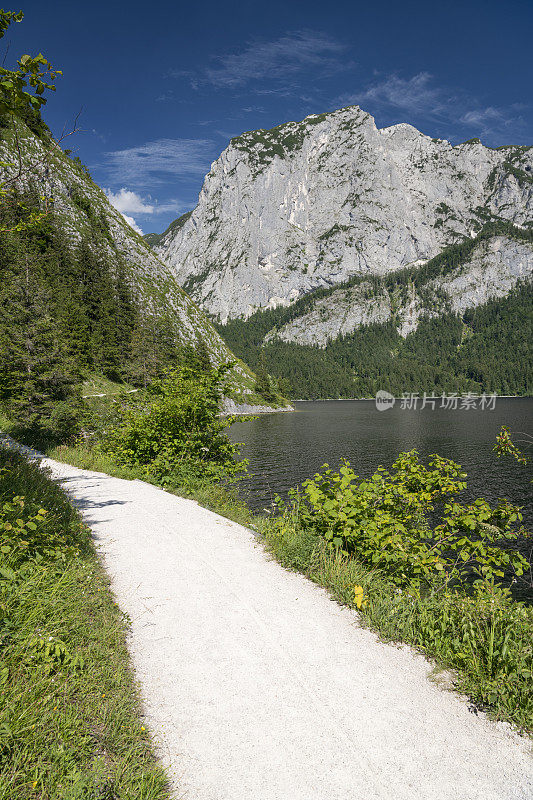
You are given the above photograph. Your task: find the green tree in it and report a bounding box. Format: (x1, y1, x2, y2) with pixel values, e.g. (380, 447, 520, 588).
(128, 314, 180, 387)
(0, 10, 60, 118)
(193, 336, 212, 372)
(254, 351, 276, 401)
(0, 240, 80, 442)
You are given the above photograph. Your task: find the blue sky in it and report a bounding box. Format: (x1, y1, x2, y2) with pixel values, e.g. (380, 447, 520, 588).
(9, 0, 533, 233)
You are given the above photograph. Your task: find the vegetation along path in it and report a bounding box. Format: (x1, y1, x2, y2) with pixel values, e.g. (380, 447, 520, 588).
(41, 455, 532, 799)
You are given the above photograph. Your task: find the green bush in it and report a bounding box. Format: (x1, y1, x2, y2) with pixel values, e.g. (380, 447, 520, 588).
(281, 450, 529, 589)
(101, 364, 246, 485)
(0, 449, 87, 567)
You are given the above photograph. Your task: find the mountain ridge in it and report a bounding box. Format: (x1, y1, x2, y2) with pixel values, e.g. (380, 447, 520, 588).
(153, 104, 532, 326)
(147, 104, 532, 397)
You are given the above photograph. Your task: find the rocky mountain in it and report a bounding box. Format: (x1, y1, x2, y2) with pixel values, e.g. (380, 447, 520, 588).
(154, 105, 532, 342)
(264, 229, 532, 346)
(0, 116, 257, 398)
(151, 104, 532, 397)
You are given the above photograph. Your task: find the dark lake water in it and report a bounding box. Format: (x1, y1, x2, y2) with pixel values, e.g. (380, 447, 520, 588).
(228, 398, 533, 526)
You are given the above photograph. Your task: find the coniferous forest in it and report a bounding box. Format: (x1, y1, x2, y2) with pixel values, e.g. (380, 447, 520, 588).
(217, 281, 533, 398)
(0, 181, 204, 442)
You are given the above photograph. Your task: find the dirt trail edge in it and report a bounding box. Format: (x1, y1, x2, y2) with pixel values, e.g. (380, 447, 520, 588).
(44, 457, 532, 800)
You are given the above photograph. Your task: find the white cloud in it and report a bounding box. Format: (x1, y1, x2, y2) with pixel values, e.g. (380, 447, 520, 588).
(122, 214, 143, 235)
(103, 138, 214, 186)
(152, 199, 186, 215)
(200, 30, 347, 90)
(460, 107, 503, 127)
(105, 187, 189, 235)
(105, 188, 154, 215)
(458, 105, 526, 141)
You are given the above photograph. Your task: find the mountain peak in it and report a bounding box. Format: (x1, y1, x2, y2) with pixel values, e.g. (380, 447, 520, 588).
(154, 105, 532, 324)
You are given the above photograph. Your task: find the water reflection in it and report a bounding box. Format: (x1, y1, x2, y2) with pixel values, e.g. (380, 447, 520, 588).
(228, 398, 533, 525)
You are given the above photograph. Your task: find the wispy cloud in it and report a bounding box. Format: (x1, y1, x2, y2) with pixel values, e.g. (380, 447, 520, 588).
(458, 105, 526, 138)
(253, 86, 298, 98)
(189, 30, 348, 91)
(214, 129, 243, 142)
(103, 138, 214, 186)
(339, 72, 527, 142)
(352, 72, 449, 117)
(153, 199, 188, 216)
(155, 91, 174, 103)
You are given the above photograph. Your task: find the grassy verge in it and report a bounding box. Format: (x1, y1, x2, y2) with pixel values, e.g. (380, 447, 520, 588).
(0, 447, 170, 799)
(258, 517, 533, 734)
(6, 424, 533, 738)
(47, 442, 255, 530)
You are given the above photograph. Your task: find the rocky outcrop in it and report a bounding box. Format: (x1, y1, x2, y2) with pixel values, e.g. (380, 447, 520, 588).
(266, 234, 533, 346)
(155, 106, 532, 323)
(220, 398, 294, 416)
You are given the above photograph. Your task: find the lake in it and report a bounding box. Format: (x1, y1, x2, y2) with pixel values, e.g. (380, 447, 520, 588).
(228, 398, 533, 526)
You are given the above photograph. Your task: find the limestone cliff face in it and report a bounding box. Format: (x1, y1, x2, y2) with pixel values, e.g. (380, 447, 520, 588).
(155, 106, 532, 323)
(266, 235, 533, 346)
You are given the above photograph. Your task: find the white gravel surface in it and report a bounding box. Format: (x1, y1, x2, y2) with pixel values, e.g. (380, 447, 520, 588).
(36, 456, 533, 799)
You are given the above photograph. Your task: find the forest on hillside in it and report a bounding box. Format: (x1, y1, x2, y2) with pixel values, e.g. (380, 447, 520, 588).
(218, 281, 533, 398)
(0, 182, 211, 441)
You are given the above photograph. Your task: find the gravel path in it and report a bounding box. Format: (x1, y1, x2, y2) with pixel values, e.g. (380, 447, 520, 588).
(38, 457, 533, 799)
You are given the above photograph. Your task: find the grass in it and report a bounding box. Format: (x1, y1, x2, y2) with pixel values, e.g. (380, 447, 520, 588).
(0, 447, 171, 799)
(258, 517, 533, 734)
(48, 442, 255, 530)
(81, 375, 136, 396)
(4, 414, 532, 744)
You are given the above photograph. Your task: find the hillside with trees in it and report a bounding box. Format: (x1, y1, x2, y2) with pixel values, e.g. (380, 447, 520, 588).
(217, 281, 533, 398)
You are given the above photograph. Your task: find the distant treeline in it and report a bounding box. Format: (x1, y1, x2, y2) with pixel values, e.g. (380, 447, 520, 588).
(218, 221, 533, 347)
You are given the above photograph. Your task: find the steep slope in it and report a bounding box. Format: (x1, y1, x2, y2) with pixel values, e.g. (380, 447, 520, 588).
(0, 117, 256, 395)
(155, 105, 532, 323)
(218, 282, 533, 398)
(266, 228, 533, 346)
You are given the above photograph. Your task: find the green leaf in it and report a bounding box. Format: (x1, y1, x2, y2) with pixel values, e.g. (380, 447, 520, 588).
(0, 566, 16, 580)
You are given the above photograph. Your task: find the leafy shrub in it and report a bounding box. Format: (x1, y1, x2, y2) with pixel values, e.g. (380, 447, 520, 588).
(0, 496, 48, 565)
(0, 448, 87, 566)
(101, 364, 246, 484)
(493, 425, 529, 465)
(281, 451, 529, 589)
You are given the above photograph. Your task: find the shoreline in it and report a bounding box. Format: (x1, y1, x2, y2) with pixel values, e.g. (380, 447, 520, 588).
(221, 398, 294, 416)
(291, 395, 530, 402)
